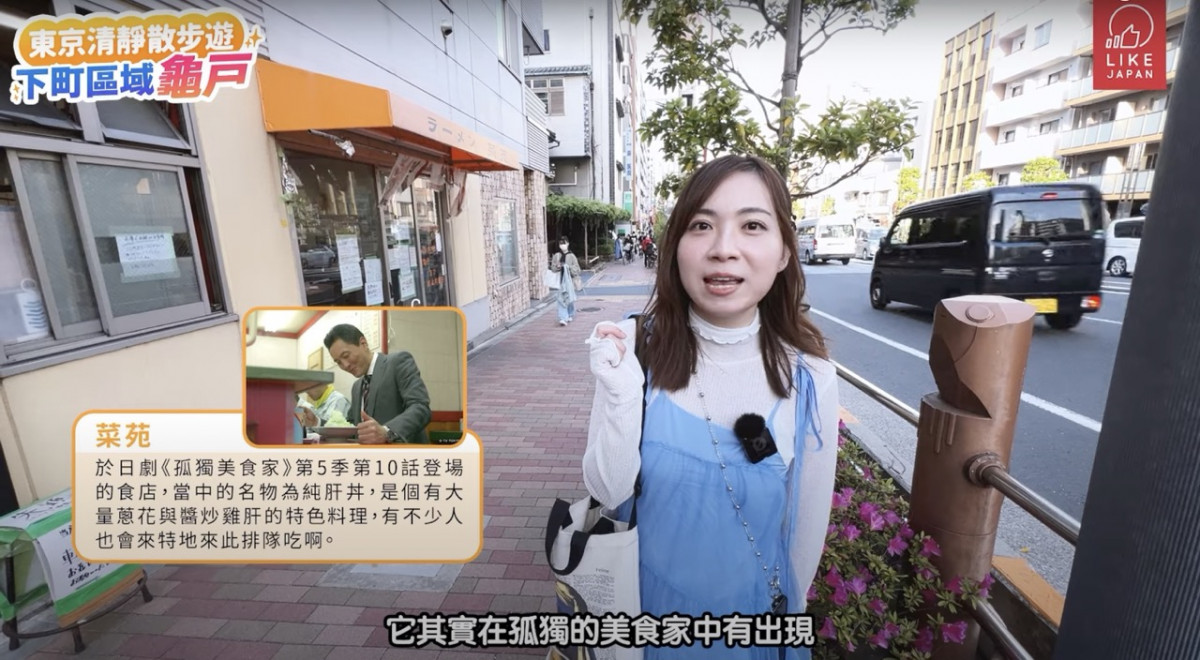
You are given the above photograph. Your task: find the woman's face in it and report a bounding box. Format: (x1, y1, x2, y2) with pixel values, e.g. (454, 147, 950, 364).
(675, 171, 788, 328)
(559, 242, 569, 252)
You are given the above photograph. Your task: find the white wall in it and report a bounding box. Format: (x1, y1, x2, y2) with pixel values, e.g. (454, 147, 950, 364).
(260, 0, 529, 163)
(547, 76, 590, 156)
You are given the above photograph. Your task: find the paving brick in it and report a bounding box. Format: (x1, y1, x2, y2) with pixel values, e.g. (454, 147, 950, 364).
(299, 587, 356, 606)
(328, 647, 386, 660)
(252, 585, 309, 603)
(438, 593, 495, 613)
(163, 616, 229, 638)
(520, 580, 555, 597)
(250, 570, 303, 585)
(213, 620, 275, 641)
(212, 583, 266, 601)
(269, 644, 335, 660)
(167, 581, 221, 599)
(161, 637, 230, 660)
(489, 595, 547, 614)
(117, 633, 177, 657)
(447, 577, 478, 594)
(474, 578, 526, 595)
(258, 602, 317, 623)
(116, 613, 180, 635)
(392, 591, 445, 611)
(311, 624, 374, 646)
(354, 606, 394, 626)
(262, 622, 324, 645)
(294, 571, 327, 586)
(213, 640, 281, 660)
(306, 604, 364, 625)
(460, 563, 507, 578)
(344, 590, 399, 608)
(129, 595, 182, 616)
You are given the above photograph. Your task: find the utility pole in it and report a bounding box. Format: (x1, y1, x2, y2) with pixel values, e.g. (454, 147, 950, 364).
(779, 0, 804, 175)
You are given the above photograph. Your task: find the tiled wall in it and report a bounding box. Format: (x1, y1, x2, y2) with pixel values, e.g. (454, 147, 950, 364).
(524, 170, 549, 301)
(481, 169, 548, 328)
(385, 309, 463, 412)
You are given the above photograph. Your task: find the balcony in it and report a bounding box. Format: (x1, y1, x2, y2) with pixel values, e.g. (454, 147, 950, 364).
(1075, 0, 1189, 54)
(984, 82, 1069, 128)
(991, 39, 1078, 85)
(1070, 169, 1156, 197)
(1066, 47, 1180, 105)
(979, 133, 1060, 169)
(1057, 110, 1166, 155)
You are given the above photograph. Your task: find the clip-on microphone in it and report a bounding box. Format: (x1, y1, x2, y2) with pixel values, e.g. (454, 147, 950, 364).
(733, 413, 778, 464)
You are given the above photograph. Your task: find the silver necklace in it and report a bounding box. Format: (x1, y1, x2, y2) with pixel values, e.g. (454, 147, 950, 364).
(693, 367, 787, 614)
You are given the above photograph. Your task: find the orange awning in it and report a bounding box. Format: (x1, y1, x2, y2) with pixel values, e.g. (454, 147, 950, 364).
(255, 59, 520, 172)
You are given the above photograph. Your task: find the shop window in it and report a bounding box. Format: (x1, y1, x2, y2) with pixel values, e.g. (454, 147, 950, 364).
(495, 199, 520, 281)
(0, 148, 218, 362)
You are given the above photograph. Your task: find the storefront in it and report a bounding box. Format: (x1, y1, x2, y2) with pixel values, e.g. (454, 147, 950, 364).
(257, 60, 520, 310)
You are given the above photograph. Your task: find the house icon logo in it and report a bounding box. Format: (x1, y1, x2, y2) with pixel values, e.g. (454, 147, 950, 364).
(1106, 2, 1155, 49)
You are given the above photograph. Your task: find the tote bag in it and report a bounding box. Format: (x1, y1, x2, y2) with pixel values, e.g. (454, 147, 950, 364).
(544, 497, 642, 660)
(544, 268, 561, 290)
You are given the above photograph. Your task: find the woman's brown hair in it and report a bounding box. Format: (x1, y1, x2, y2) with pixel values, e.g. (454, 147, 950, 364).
(642, 154, 828, 398)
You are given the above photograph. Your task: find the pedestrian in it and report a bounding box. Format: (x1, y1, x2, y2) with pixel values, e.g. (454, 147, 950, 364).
(551, 236, 583, 326)
(583, 154, 840, 658)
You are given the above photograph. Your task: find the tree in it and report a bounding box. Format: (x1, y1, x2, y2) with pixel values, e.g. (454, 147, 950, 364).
(1021, 157, 1069, 183)
(625, 0, 919, 200)
(962, 171, 994, 191)
(546, 194, 631, 259)
(820, 195, 836, 216)
(894, 165, 921, 213)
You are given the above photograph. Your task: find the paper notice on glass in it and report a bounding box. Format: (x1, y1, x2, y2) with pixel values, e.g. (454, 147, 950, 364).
(400, 271, 417, 299)
(363, 258, 383, 305)
(336, 235, 363, 291)
(115, 232, 179, 282)
(435, 232, 442, 253)
(408, 247, 419, 268)
(387, 248, 403, 270)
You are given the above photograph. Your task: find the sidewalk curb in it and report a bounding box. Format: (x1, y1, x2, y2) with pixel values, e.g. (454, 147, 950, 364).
(466, 297, 556, 362)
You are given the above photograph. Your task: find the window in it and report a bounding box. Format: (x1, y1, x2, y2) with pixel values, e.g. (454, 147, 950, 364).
(982, 31, 993, 53)
(997, 173, 1010, 185)
(497, 0, 521, 72)
(1012, 35, 1026, 53)
(1001, 129, 1016, 143)
(974, 78, 985, 104)
(527, 78, 565, 115)
(1150, 96, 1167, 111)
(889, 217, 913, 245)
(992, 199, 1099, 242)
(1, 146, 217, 360)
(1091, 107, 1116, 123)
(1144, 152, 1159, 170)
(967, 120, 978, 146)
(494, 199, 519, 280)
(1040, 119, 1061, 134)
(909, 215, 943, 244)
(1008, 83, 1024, 98)
(1047, 69, 1068, 85)
(1034, 21, 1053, 48)
(682, 93, 693, 108)
(1113, 220, 1144, 238)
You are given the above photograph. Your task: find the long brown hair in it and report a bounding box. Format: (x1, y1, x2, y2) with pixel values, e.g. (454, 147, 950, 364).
(642, 154, 828, 398)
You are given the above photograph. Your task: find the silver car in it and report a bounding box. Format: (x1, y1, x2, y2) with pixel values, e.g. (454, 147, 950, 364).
(856, 227, 888, 260)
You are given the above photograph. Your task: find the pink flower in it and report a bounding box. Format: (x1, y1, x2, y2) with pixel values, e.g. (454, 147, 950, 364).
(826, 523, 838, 538)
(946, 576, 963, 595)
(845, 641, 856, 653)
(818, 617, 837, 639)
(915, 627, 934, 653)
(979, 573, 995, 599)
(807, 584, 819, 602)
(832, 487, 855, 509)
(841, 524, 861, 542)
(899, 523, 915, 539)
(941, 620, 969, 644)
(858, 501, 878, 520)
(917, 568, 935, 581)
(832, 586, 849, 606)
(882, 622, 900, 639)
(856, 566, 873, 583)
(837, 434, 846, 448)
(920, 536, 941, 557)
(886, 535, 908, 556)
(867, 511, 886, 531)
(921, 587, 938, 603)
(869, 629, 890, 648)
(847, 576, 868, 595)
(869, 598, 887, 616)
(824, 566, 843, 589)
(862, 466, 875, 481)
(883, 509, 902, 526)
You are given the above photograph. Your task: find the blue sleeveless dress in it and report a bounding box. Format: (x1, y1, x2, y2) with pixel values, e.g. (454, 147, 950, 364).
(630, 360, 819, 660)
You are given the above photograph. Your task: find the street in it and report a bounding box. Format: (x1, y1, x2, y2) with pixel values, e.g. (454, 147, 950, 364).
(584, 257, 1132, 592)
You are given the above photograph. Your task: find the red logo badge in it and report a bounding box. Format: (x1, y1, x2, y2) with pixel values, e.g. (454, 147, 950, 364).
(1094, 0, 1167, 90)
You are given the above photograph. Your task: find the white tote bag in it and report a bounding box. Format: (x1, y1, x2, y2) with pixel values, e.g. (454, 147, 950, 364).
(544, 268, 561, 290)
(544, 496, 642, 660)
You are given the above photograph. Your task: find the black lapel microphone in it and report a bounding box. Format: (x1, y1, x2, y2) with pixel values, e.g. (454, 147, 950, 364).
(733, 413, 778, 464)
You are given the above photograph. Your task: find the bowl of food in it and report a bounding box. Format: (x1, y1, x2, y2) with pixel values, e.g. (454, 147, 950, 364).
(313, 410, 357, 440)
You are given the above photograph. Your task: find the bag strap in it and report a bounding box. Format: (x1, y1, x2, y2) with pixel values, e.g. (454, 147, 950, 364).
(628, 314, 650, 525)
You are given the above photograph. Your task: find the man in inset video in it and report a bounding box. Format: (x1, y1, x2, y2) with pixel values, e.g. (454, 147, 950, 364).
(324, 323, 432, 444)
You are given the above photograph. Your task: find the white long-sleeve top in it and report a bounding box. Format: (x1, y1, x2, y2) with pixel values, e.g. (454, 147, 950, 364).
(583, 308, 840, 606)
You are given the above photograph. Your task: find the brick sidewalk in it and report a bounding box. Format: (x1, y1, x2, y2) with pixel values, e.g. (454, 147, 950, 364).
(15, 295, 647, 660)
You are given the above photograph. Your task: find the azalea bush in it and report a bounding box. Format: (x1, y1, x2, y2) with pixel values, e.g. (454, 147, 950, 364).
(808, 422, 995, 659)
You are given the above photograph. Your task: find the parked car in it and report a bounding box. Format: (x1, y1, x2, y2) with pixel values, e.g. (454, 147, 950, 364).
(1104, 216, 1144, 277)
(856, 226, 888, 260)
(301, 245, 337, 269)
(870, 184, 1106, 330)
(797, 215, 856, 265)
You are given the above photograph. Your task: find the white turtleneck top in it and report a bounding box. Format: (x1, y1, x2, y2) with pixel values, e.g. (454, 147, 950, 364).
(583, 308, 840, 606)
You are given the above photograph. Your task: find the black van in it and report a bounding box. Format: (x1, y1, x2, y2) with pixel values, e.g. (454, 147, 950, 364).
(869, 184, 1106, 330)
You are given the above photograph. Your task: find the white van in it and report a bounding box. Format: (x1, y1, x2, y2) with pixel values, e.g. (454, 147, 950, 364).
(1104, 216, 1143, 277)
(797, 216, 857, 265)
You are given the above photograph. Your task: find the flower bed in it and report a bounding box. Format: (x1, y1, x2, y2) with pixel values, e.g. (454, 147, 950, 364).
(808, 422, 994, 659)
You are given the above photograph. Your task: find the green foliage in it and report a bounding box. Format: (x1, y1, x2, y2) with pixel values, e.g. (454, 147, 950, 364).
(545, 194, 631, 227)
(894, 166, 921, 213)
(1020, 157, 1069, 183)
(820, 195, 836, 216)
(624, 0, 919, 201)
(961, 171, 994, 191)
(653, 208, 669, 240)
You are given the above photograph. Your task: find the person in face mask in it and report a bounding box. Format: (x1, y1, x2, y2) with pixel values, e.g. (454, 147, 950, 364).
(551, 236, 583, 326)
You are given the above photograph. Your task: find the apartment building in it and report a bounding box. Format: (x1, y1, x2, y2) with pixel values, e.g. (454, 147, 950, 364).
(978, 2, 1088, 186)
(922, 14, 996, 199)
(1058, 0, 1188, 217)
(527, 0, 650, 227)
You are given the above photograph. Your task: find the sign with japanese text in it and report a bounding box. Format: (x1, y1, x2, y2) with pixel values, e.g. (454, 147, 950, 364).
(73, 412, 483, 564)
(9, 8, 265, 105)
(1093, 0, 1167, 90)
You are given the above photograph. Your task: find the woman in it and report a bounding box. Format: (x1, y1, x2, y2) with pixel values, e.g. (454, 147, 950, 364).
(584, 155, 840, 658)
(551, 236, 583, 326)
(296, 382, 351, 428)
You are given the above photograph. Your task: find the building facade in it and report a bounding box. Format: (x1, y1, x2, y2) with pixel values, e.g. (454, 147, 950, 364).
(923, 14, 996, 199)
(0, 0, 546, 512)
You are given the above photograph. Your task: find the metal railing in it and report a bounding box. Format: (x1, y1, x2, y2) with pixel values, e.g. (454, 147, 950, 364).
(831, 359, 1080, 660)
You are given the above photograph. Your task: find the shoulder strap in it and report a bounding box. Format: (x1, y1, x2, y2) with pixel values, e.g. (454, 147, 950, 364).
(631, 314, 649, 500)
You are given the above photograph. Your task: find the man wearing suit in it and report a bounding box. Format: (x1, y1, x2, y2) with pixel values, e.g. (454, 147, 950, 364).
(323, 323, 432, 444)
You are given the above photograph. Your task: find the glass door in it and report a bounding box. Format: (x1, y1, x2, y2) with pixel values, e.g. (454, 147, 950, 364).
(412, 178, 449, 307)
(378, 169, 423, 306)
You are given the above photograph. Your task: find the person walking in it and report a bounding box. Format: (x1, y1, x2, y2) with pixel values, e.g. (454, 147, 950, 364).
(551, 236, 583, 326)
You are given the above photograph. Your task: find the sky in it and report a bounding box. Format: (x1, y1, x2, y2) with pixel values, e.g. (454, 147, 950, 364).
(632, 0, 1026, 181)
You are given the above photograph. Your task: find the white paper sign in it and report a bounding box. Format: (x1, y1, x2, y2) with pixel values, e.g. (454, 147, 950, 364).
(0, 491, 70, 531)
(400, 271, 417, 299)
(397, 247, 411, 271)
(363, 257, 384, 305)
(115, 233, 179, 281)
(387, 248, 403, 270)
(336, 235, 363, 292)
(35, 522, 121, 601)
(408, 247, 419, 269)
